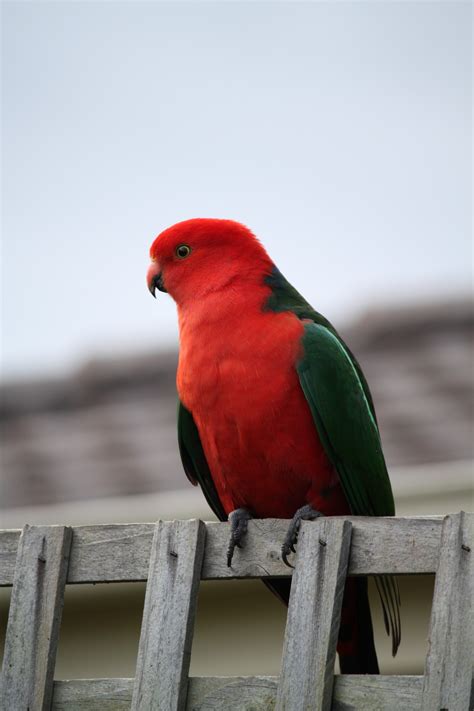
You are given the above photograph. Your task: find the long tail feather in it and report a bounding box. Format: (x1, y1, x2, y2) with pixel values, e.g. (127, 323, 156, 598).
(374, 574, 401, 657)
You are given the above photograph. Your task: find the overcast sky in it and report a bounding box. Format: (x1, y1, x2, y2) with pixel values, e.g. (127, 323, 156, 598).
(1, 1, 471, 379)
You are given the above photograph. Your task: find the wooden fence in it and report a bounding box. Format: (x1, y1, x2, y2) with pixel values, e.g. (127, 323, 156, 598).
(0, 513, 472, 710)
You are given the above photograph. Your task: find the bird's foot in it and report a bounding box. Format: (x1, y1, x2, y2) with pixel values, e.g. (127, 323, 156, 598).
(282, 504, 324, 567)
(227, 508, 253, 567)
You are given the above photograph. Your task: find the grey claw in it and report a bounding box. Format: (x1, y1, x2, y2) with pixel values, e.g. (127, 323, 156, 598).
(281, 505, 324, 568)
(227, 544, 236, 568)
(226, 508, 252, 567)
(281, 547, 295, 569)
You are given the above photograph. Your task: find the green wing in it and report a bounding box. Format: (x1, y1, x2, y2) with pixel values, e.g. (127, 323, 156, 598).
(297, 323, 400, 655)
(265, 267, 392, 512)
(265, 267, 379, 422)
(266, 267, 400, 655)
(297, 323, 394, 517)
(177, 401, 227, 521)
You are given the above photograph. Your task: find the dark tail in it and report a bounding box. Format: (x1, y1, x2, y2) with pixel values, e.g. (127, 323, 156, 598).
(263, 576, 379, 674)
(337, 577, 379, 674)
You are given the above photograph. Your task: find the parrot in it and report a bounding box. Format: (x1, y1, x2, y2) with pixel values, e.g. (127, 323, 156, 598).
(146, 217, 400, 674)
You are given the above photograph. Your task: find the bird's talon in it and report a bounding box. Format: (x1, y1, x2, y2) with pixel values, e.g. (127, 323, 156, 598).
(281, 504, 324, 568)
(281, 547, 295, 568)
(226, 507, 252, 567)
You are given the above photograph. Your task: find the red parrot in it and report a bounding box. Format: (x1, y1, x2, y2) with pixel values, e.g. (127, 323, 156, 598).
(147, 218, 400, 673)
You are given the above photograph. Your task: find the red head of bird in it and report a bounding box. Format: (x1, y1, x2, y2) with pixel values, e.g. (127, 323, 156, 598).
(147, 218, 273, 307)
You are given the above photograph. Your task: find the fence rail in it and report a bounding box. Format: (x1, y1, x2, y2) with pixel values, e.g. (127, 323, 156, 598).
(0, 513, 472, 710)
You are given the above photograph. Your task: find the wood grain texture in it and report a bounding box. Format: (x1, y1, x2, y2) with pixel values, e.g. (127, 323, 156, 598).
(0, 524, 72, 710)
(53, 678, 133, 710)
(51, 675, 427, 710)
(421, 511, 473, 711)
(0, 516, 444, 586)
(331, 674, 423, 710)
(276, 519, 352, 711)
(4, 515, 472, 709)
(0, 529, 21, 588)
(131, 519, 206, 711)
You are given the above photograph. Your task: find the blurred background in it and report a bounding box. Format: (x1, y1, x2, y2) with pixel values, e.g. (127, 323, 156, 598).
(1, 0, 472, 683)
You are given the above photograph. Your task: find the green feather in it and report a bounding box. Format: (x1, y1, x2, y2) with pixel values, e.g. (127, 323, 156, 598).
(266, 267, 400, 655)
(297, 323, 394, 516)
(265, 267, 379, 422)
(177, 401, 227, 521)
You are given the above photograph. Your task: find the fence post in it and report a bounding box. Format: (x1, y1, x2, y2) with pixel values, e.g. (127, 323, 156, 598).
(421, 511, 473, 711)
(276, 518, 352, 711)
(0, 525, 72, 711)
(131, 519, 206, 711)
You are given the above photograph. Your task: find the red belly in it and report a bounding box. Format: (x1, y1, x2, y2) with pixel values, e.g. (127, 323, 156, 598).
(178, 303, 350, 519)
(194, 382, 350, 518)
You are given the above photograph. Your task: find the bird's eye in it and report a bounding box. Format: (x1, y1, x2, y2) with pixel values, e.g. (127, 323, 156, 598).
(175, 244, 191, 259)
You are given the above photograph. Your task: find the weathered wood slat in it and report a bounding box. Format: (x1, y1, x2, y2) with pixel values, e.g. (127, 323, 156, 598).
(276, 519, 352, 711)
(3, 515, 472, 709)
(53, 677, 133, 710)
(51, 675, 425, 710)
(131, 519, 206, 711)
(0, 516, 444, 585)
(331, 674, 424, 711)
(0, 529, 22, 588)
(421, 511, 473, 711)
(0, 525, 72, 710)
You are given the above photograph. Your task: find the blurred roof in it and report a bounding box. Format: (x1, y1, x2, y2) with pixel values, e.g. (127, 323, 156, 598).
(1, 298, 472, 509)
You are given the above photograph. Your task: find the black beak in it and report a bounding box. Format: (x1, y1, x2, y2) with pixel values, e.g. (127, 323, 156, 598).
(148, 272, 167, 297)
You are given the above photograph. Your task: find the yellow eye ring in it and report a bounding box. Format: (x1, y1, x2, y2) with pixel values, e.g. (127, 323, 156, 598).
(175, 244, 191, 259)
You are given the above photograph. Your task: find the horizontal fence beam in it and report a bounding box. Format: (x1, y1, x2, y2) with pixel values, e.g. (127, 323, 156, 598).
(0, 516, 444, 586)
(51, 675, 426, 710)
